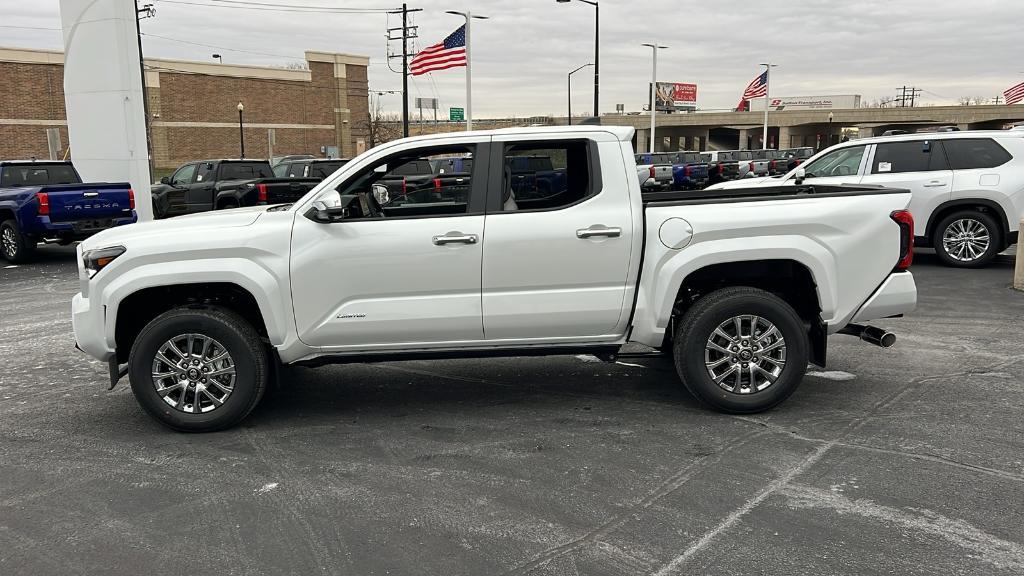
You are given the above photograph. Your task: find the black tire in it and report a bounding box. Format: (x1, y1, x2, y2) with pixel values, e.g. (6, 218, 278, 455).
(672, 287, 809, 414)
(0, 219, 37, 263)
(128, 307, 268, 432)
(932, 210, 1003, 268)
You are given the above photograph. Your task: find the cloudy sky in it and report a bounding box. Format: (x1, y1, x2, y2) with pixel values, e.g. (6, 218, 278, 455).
(3, 0, 1023, 117)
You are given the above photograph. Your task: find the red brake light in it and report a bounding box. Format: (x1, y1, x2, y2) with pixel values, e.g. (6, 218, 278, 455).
(749, 161, 755, 172)
(128, 188, 136, 210)
(402, 177, 408, 195)
(434, 177, 442, 192)
(649, 166, 656, 178)
(256, 183, 268, 203)
(769, 160, 777, 170)
(36, 192, 49, 216)
(684, 166, 692, 177)
(890, 210, 914, 270)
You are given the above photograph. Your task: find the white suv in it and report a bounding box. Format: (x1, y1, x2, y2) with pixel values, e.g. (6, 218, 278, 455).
(708, 131, 1024, 267)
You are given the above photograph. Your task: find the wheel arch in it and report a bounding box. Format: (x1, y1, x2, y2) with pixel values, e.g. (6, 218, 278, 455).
(662, 259, 826, 367)
(924, 198, 1011, 246)
(101, 261, 290, 363)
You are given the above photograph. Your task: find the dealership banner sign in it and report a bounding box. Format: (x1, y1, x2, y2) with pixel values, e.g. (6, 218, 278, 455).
(749, 95, 862, 111)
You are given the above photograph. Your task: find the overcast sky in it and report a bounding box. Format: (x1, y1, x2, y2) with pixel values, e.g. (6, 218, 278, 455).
(3, 0, 1023, 117)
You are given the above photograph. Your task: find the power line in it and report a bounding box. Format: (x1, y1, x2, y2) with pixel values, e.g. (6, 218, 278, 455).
(160, 0, 395, 13)
(0, 25, 61, 31)
(142, 32, 299, 60)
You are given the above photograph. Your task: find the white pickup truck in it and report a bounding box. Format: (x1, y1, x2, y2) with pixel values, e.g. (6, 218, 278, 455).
(72, 126, 918, 432)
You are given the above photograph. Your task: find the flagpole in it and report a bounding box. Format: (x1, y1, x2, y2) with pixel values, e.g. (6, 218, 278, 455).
(447, 11, 489, 132)
(759, 62, 777, 148)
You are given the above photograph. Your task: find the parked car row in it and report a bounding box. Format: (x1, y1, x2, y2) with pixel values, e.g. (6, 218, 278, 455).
(635, 147, 817, 192)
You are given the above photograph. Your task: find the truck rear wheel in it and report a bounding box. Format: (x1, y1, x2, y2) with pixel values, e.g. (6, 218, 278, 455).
(673, 287, 808, 413)
(0, 219, 37, 263)
(128, 306, 268, 432)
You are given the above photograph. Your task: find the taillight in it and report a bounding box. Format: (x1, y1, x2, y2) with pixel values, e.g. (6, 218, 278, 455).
(256, 183, 268, 203)
(649, 166, 656, 178)
(128, 189, 136, 210)
(402, 177, 408, 195)
(684, 166, 692, 177)
(36, 192, 49, 216)
(434, 178, 442, 193)
(890, 210, 914, 270)
(749, 161, 755, 172)
(769, 160, 777, 171)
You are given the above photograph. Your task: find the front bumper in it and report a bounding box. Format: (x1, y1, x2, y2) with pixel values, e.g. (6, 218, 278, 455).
(852, 272, 917, 324)
(72, 292, 114, 362)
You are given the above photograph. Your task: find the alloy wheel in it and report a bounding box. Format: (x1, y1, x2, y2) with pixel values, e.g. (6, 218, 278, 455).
(151, 333, 236, 414)
(704, 315, 787, 394)
(942, 218, 991, 263)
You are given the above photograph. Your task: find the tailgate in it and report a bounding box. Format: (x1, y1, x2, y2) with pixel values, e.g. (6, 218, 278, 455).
(264, 179, 317, 203)
(42, 183, 133, 223)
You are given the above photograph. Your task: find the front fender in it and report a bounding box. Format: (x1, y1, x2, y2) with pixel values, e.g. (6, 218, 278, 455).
(98, 258, 291, 351)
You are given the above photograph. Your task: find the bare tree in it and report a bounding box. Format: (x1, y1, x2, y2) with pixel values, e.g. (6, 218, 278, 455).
(271, 61, 309, 70)
(358, 96, 403, 149)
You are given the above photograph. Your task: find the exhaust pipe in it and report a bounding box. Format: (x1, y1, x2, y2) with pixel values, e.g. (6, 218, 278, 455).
(839, 324, 897, 348)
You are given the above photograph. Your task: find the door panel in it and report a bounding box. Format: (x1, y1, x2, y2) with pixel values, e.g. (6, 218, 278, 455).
(482, 138, 636, 342)
(290, 215, 485, 348)
(859, 141, 952, 231)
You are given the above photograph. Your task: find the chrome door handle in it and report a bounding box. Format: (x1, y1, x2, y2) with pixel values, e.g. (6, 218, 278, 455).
(432, 233, 478, 246)
(923, 181, 947, 188)
(577, 226, 622, 239)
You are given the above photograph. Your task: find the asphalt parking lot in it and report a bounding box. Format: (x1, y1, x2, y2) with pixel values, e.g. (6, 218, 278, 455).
(1, 245, 1022, 576)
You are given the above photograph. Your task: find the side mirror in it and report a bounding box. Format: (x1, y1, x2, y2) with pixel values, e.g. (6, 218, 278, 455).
(306, 190, 357, 223)
(160, 176, 171, 185)
(371, 184, 390, 206)
(793, 168, 806, 185)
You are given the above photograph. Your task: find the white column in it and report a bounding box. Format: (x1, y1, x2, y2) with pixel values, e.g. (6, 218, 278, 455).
(762, 65, 771, 150)
(59, 0, 153, 220)
(649, 47, 657, 153)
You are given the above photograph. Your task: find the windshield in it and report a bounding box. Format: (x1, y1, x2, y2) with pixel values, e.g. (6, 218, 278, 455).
(802, 146, 866, 178)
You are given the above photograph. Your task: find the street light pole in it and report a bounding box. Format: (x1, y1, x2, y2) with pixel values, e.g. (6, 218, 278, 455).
(642, 43, 668, 153)
(557, 0, 599, 119)
(568, 63, 594, 125)
(237, 102, 245, 159)
(446, 10, 489, 131)
(828, 111, 834, 148)
(759, 62, 777, 148)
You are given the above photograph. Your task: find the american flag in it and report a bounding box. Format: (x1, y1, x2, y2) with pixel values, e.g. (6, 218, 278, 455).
(742, 71, 769, 100)
(410, 25, 467, 76)
(1004, 80, 1024, 105)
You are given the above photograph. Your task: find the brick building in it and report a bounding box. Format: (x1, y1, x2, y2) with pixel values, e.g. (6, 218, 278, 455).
(0, 46, 370, 168)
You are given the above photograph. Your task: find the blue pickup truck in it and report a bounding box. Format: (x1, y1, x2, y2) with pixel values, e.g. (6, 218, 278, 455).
(0, 161, 136, 263)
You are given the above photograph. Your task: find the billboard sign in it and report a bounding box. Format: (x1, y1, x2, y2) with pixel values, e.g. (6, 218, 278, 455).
(651, 82, 698, 112)
(749, 95, 862, 111)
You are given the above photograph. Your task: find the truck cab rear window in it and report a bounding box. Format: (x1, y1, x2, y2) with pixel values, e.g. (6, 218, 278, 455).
(0, 164, 80, 186)
(220, 163, 272, 180)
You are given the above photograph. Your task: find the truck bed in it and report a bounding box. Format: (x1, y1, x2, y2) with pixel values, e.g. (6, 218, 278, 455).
(641, 183, 904, 206)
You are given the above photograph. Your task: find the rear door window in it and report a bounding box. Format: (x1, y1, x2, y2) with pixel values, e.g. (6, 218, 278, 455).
(502, 140, 595, 212)
(941, 138, 1012, 170)
(872, 141, 948, 174)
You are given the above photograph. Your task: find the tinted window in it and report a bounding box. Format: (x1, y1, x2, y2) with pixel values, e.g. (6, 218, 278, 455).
(272, 164, 289, 178)
(195, 162, 216, 183)
(941, 139, 1012, 170)
(872, 141, 948, 174)
(335, 146, 476, 218)
(503, 140, 593, 212)
(718, 152, 737, 162)
(220, 162, 273, 180)
(736, 151, 754, 161)
(803, 146, 866, 178)
(0, 164, 80, 186)
(307, 161, 348, 179)
(678, 153, 702, 163)
(391, 160, 434, 176)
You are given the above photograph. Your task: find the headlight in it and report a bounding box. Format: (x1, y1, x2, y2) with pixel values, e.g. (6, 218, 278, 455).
(82, 246, 126, 278)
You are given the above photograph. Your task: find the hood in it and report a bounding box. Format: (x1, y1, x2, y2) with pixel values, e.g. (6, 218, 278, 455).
(81, 206, 270, 250)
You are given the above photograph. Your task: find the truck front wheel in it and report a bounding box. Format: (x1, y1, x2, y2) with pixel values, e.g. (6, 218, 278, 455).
(673, 287, 808, 413)
(0, 219, 37, 263)
(128, 307, 268, 432)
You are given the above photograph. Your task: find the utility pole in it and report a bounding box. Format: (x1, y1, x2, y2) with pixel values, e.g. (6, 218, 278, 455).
(134, 1, 156, 177)
(895, 86, 922, 107)
(387, 4, 421, 138)
(994, 95, 1004, 105)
